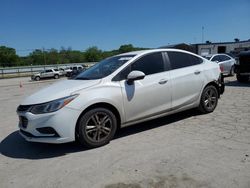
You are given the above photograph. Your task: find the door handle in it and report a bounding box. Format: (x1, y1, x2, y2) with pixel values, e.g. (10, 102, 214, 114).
(194, 70, 201, 75)
(159, 79, 168, 84)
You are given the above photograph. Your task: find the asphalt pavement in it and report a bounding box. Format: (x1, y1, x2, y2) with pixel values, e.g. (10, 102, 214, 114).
(0, 76, 250, 188)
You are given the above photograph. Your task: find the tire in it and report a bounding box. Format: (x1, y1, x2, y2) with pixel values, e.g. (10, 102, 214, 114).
(54, 74, 59, 79)
(198, 85, 218, 114)
(236, 74, 249, 83)
(77, 108, 117, 148)
(35, 76, 40, 81)
(229, 66, 235, 76)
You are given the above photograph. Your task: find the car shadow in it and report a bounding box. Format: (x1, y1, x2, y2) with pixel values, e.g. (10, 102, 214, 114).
(0, 109, 200, 160)
(225, 80, 250, 87)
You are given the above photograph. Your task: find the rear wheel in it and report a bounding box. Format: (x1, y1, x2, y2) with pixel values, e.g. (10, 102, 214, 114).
(229, 66, 235, 76)
(35, 76, 40, 81)
(198, 85, 218, 113)
(236, 74, 249, 83)
(77, 108, 117, 148)
(54, 74, 59, 79)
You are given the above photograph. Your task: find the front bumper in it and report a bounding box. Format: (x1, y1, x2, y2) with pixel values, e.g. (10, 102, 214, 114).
(17, 106, 81, 144)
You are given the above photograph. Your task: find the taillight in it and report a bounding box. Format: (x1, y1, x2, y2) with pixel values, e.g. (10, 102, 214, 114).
(220, 65, 224, 72)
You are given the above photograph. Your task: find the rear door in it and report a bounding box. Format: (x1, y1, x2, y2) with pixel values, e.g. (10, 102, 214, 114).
(117, 52, 172, 123)
(167, 51, 204, 110)
(220, 55, 233, 74)
(46, 69, 54, 77)
(211, 55, 226, 74)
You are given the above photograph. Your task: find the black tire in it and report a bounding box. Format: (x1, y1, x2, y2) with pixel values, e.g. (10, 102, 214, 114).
(54, 74, 59, 79)
(77, 108, 117, 148)
(236, 74, 249, 83)
(198, 85, 218, 114)
(35, 76, 40, 81)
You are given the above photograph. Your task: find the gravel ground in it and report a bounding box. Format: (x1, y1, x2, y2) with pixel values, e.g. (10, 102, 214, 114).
(0, 76, 250, 188)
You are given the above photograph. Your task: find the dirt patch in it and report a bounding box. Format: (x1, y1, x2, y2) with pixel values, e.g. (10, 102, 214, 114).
(105, 183, 142, 188)
(105, 174, 209, 188)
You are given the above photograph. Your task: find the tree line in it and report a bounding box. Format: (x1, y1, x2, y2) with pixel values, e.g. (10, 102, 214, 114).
(0, 44, 148, 67)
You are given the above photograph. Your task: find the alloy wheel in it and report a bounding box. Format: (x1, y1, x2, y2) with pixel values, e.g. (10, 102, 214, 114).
(204, 88, 217, 110)
(85, 112, 112, 143)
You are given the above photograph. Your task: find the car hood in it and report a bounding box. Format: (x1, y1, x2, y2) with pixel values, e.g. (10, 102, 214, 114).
(21, 79, 101, 105)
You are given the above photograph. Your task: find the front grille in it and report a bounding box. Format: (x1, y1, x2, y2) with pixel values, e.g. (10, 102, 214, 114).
(19, 116, 28, 128)
(17, 105, 32, 112)
(36, 127, 60, 137)
(20, 129, 60, 138)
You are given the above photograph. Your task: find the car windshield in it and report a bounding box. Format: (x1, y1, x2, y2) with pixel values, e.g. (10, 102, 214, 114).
(75, 55, 135, 80)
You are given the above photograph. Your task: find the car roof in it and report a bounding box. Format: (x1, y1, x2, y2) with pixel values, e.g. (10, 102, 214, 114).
(206, 53, 229, 56)
(118, 48, 198, 56)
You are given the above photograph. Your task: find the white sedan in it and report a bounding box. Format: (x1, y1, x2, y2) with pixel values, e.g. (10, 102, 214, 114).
(17, 49, 224, 148)
(203, 54, 236, 76)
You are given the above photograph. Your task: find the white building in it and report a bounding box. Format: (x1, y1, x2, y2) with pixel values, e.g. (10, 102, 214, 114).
(195, 40, 250, 56)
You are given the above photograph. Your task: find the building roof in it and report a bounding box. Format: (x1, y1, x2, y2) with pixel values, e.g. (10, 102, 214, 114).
(194, 39, 250, 46)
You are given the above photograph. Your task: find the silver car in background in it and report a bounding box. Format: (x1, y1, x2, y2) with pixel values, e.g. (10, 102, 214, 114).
(31, 68, 60, 81)
(203, 54, 236, 76)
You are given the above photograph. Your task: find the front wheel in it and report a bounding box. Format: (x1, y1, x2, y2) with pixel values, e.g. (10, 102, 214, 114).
(198, 85, 218, 113)
(77, 108, 117, 148)
(54, 74, 59, 79)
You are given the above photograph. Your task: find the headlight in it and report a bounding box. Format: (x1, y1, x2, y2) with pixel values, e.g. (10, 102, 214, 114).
(30, 94, 78, 114)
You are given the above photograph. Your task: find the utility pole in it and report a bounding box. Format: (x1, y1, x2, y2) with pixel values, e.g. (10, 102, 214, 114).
(43, 48, 46, 66)
(202, 26, 204, 43)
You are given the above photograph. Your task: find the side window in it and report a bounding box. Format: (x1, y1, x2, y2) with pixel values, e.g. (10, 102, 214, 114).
(211, 55, 221, 62)
(131, 52, 164, 75)
(220, 55, 230, 61)
(168, 52, 202, 69)
(113, 52, 165, 81)
(188, 54, 203, 65)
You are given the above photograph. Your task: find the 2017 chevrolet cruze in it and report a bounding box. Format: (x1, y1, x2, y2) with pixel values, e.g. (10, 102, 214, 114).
(17, 49, 224, 148)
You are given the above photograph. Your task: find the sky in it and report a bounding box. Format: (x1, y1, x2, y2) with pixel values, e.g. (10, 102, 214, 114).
(0, 0, 250, 56)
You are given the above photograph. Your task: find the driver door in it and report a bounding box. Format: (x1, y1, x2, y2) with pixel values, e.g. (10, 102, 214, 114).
(118, 52, 172, 124)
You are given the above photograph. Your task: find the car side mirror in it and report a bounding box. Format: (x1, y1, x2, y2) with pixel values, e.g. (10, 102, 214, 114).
(126, 71, 145, 85)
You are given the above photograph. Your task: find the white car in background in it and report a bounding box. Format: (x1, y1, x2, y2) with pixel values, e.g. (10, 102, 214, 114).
(203, 54, 236, 76)
(65, 65, 85, 77)
(17, 49, 224, 148)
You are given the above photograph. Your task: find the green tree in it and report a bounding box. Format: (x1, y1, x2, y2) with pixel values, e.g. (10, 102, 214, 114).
(47, 48, 59, 65)
(118, 44, 135, 53)
(85, 46, 102, 62)
(0, 46, 19, 67)
(29, 49, 45, 65)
